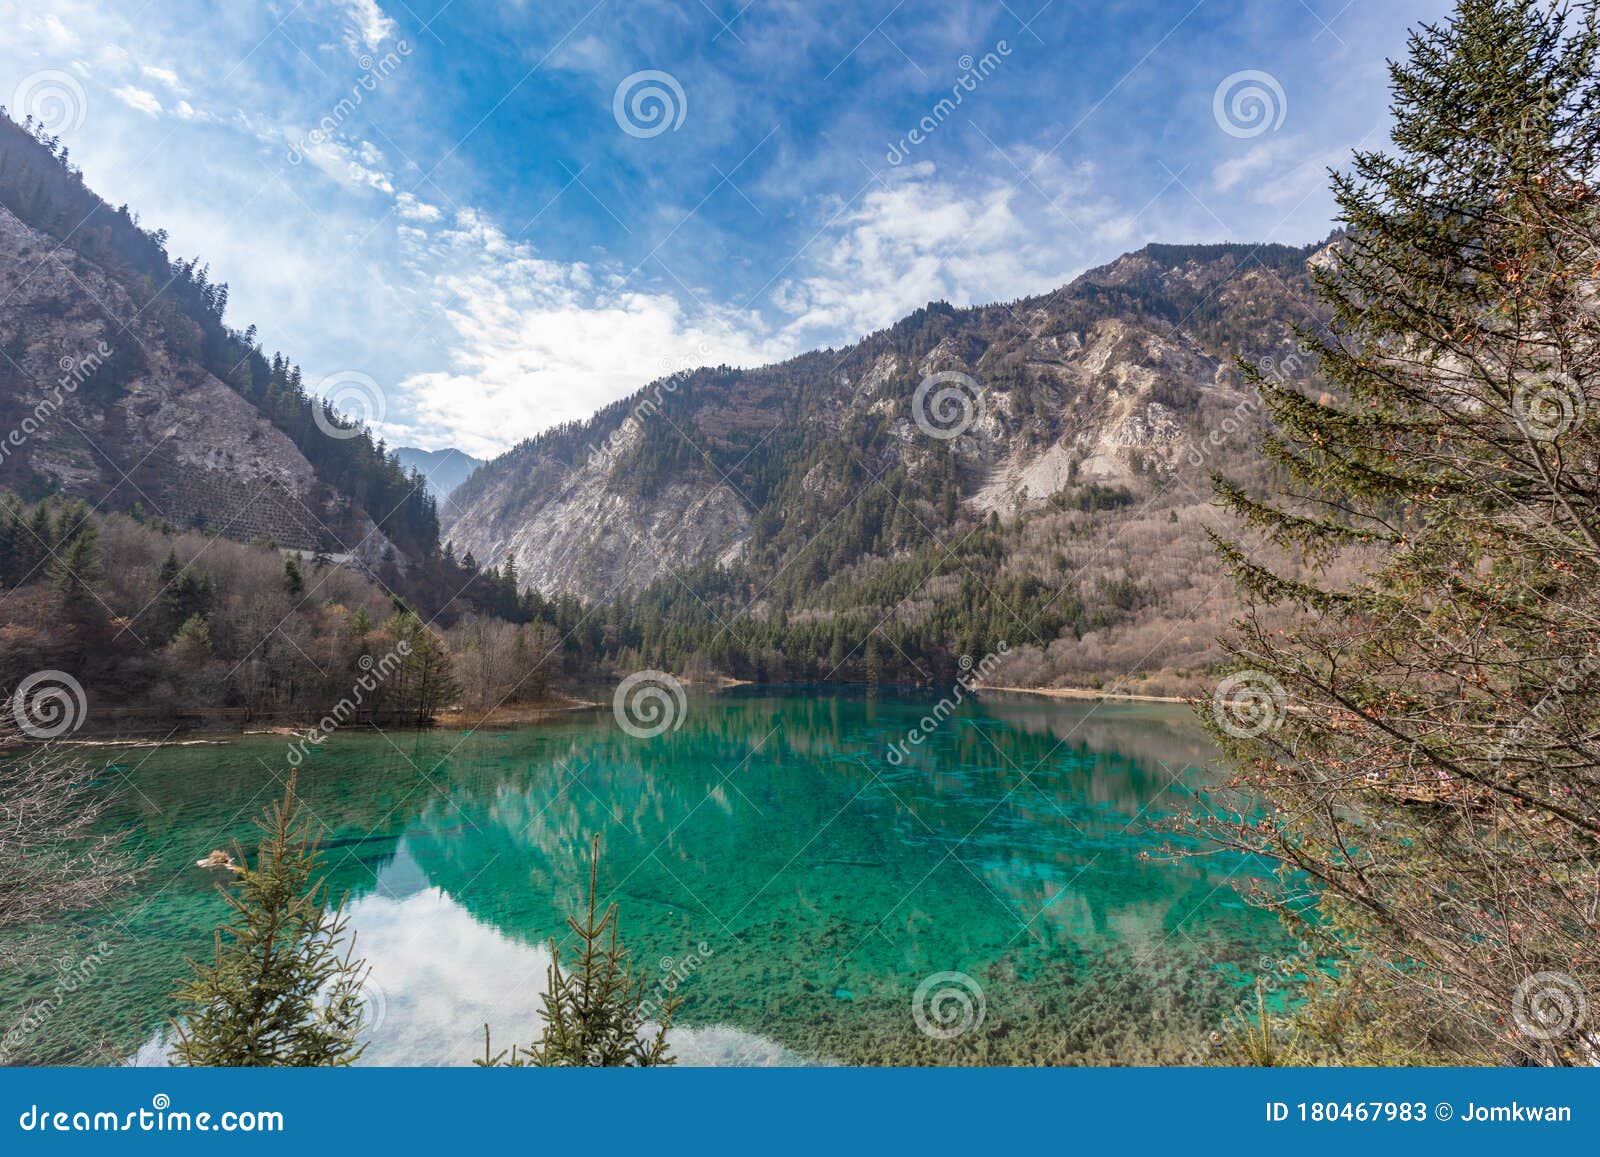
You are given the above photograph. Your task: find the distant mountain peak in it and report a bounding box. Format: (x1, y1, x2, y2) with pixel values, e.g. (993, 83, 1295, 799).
(394, 446, 484, 500)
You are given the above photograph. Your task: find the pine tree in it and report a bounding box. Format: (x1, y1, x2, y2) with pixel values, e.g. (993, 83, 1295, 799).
(477, 835, 676, 1067)
(0, 495, 19, 587)
(281, 556, 305, 599)
(1201, 0, 1600, 1065)
(169, 614, 213, 656)
(50, 517, 102, 622)
(152, 549, 216, 642)
(863, 631, 882, 686)
(172, 776, 369, 1066)
(24, 503, 55, 569)
(385, 612, 458, 724)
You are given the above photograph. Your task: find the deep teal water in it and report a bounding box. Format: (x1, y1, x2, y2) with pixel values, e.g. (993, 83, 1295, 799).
(1, 689, 1293, 1066)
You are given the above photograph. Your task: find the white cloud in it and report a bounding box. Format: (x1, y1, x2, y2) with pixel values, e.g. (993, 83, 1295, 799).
(1211, 134, 1305, 193)
(772, 158, 1125, 345)
(0, 0, 1327, 463)
(373, 157, 1169, 456)
(385, 209, 789, 457)
(396, 192, 443, 222)
(292, 134, 397, 194)
(335, 0, 397, 52)
(139, 63, 187, 95)
(109, 85, 163, 116)
(22, 13, 77, 50)
(1212, 135, 1349, 209)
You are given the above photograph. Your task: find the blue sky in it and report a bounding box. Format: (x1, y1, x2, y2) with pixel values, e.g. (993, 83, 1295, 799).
(3, 0, 1449, 456)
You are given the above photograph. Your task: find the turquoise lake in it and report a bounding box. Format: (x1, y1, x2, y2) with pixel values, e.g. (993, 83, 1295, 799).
(1, 689, 1293, 1066)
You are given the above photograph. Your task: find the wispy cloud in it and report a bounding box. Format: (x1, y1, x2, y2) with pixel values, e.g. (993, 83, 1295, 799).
(333, 0, 397, 53)
(0, 0, 1450, 457)
(109, 85, 163, 116)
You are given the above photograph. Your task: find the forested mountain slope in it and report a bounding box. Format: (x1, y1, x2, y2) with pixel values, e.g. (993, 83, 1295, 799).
(446, 241, 1333, 692)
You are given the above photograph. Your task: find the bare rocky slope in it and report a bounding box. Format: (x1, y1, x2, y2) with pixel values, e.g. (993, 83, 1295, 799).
(0, 204, 396, 560)
(443, 241, 1332, 691)
(0, 114, 446, 570)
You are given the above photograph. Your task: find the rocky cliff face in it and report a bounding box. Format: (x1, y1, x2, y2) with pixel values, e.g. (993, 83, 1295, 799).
(0, 203, 396, 565)
(444, 242, 1326, 605)
(443, 416, 753, 598)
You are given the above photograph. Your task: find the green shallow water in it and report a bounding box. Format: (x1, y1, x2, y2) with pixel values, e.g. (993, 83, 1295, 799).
(1, 689, 1294, 1066)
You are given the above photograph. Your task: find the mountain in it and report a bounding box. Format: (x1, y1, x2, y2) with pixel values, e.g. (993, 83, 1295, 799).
(444, 241, 1332, 692)
(0, 105, 1332, 695)
(395, 446, 483, 500)
(0, 114, 439, 567)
